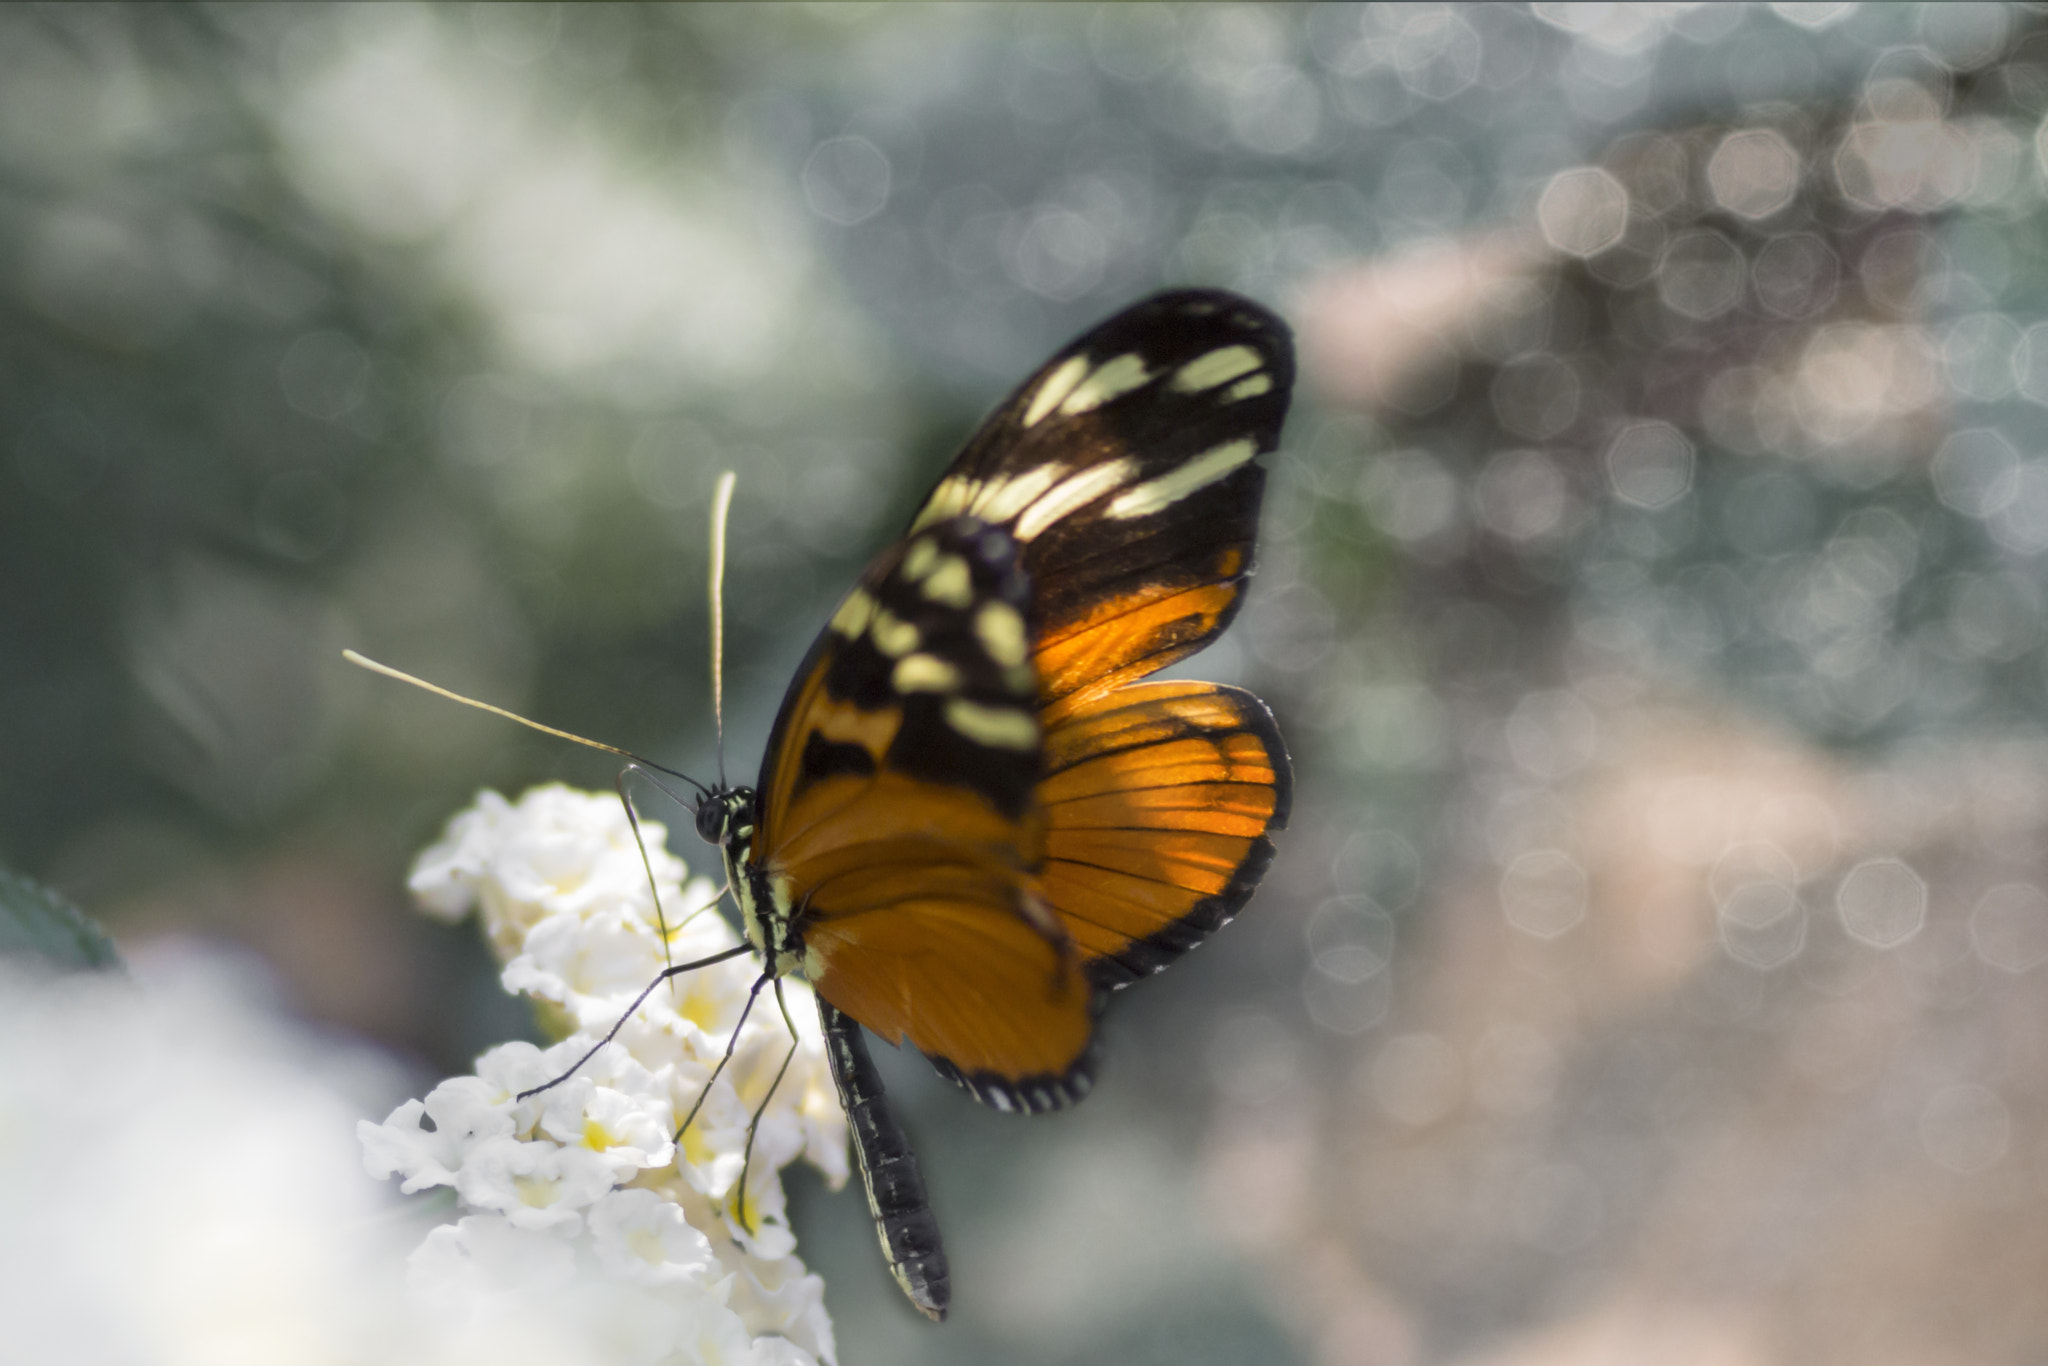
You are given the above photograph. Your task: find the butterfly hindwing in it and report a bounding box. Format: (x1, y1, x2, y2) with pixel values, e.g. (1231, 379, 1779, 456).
(800, 872, 1099, 1112)
(1040, 680, 1291, 987)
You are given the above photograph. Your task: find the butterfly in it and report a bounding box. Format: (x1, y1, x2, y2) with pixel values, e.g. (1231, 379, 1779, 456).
(696, 288, 1294, 1321)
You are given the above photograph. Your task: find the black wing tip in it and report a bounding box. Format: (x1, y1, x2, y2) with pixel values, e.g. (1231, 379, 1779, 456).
(1195, 679, 1294, 832)
(1094, 287, 1296, 385)
(1132, 285, 1292, 342)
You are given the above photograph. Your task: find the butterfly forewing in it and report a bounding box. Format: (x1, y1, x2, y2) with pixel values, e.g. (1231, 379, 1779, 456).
(909, 289, 1293, 710)
(763, 518, 1042, 830)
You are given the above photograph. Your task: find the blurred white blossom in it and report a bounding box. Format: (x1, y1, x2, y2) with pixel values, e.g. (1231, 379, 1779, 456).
(0, 946, 628, 1366)
(365, 784, 846, 1366)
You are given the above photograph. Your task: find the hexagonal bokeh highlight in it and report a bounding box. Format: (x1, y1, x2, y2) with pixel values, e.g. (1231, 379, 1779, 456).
(1500, 849, 1589, 939)
(1968, 883, 2048, 973)
(1835, 857, 1927, 948)
(1718, 881, 1808, 970)
(1536, 166, 1628, 258)
(1707, 127, 1801, 220)
(1919, 1084, 2010, 1175)
(1604, 420, 1695, 509)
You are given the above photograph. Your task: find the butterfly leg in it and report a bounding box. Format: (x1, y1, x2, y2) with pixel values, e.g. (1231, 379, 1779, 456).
(672, 968, 773, 1139)
(514, 943, 754, 1101)
(518, 763, 746, 1106)
(731, 976, 804, 1236)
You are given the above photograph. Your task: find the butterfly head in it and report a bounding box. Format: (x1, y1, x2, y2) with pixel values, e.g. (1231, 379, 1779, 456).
(695, 787, 755, 848)
(698, 783, 800, 971)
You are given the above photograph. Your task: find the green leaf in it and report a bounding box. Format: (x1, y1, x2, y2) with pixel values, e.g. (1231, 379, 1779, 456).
(0, 868, 122, 973)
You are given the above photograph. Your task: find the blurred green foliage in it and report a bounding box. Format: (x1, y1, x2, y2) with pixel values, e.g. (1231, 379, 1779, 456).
(0, 867, 119, 972)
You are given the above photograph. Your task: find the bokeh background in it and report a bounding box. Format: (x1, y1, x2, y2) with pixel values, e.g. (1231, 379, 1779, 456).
(7, 3, 2048, 1363)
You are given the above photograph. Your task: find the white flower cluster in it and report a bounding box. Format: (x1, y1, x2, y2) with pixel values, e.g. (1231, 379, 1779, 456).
(361, 785, 847, 1366)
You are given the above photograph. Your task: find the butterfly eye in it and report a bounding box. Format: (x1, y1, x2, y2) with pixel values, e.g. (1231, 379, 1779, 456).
(694, 798, 728, 846)
(695, 792, 754, 847)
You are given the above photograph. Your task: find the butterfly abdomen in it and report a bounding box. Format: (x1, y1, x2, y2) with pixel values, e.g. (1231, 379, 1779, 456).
(820, 1000, 951, 1321)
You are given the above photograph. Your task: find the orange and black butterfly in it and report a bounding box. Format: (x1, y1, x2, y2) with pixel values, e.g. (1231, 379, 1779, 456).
(696, 288, 1293, 1321)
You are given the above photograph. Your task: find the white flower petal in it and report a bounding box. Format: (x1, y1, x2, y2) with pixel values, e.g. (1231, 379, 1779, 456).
(587, 1189, 719, 1285)
(454, 1137, 616, 1230)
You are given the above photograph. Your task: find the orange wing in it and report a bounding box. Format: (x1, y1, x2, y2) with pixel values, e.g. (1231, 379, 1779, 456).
(1035, 566, 1249, 722)
(796, 819, 1095, 1112)
(1038, 679, 1291, 986)
(754, 521, 1099, 1112)
(771, 774, 1099, 1113)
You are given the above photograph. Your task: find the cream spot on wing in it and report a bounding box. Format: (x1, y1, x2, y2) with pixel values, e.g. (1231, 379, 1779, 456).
(1106, 438, 1257, 519)
(814, 699, 901, 753)
(893, 653, 962, 693)
(1224, 373, 1274, 402)
(975, 600, 1028, 669)
(1021, 354, 1090, 429)
(1169, 345, 1262, 393)
(902, 537, 938, 581)
(945, 698, 1038, 750)
(921, 554, 974, 608)
(1058, 353, 1152, 417)
(1014, 458, 1138, 541)
(829, 588, 877, 637)
(973, 465, 1062, 524)
(910, 475, 980, 533)
(870, 609, 920, 657)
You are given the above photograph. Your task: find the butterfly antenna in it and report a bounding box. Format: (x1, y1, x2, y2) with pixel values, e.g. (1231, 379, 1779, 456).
(733, 976, 803, 1236)
(619, 762, 708, 818)
(342, 651, 712, 800)
(708, 470, 737, 791)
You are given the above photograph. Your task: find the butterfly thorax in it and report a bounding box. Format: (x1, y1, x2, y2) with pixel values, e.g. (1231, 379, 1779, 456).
(699, 786, 808, 979)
